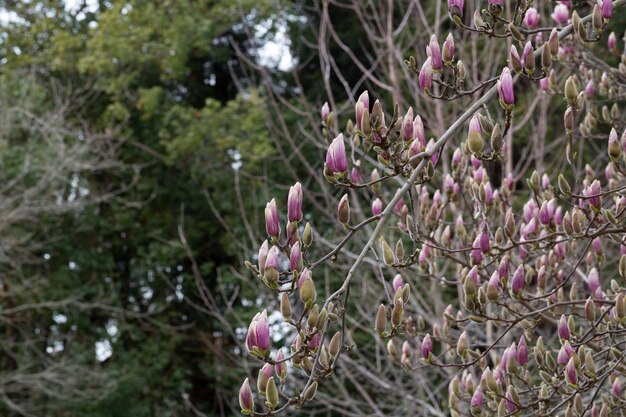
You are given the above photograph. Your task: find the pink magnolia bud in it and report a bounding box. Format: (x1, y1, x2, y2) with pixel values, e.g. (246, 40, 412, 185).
(350, 167, 363, 184)
(558, 315, 571, 341)
(287, 182, 303, 222)
(498, 256, 510, 279)
(498, 67, 515, 108)
(321, 102, 330, 123)
(539, 76, 549, 91)
(448, 0, 464, 18)
(392, 274, 404, 293)
(358, 90, 370, 110)
(524, 7, 540, 28)
(337, 194, 350, 225)
(258, 240, 269, 274)
(443, 33, 455, 64)
(588, 267, 601, 295)
(414, 115, 426, 149)
(585, 80, 595, 98)
(470, 154, 481, 169)
(326, 134, 348, 174)
(401, 107, 414, 141)
(517, 336, 528, 366)
(552, 4, 569, 25)
(608, 31, 617, 49)
(539, 200, 555, 225)
(265, 199, 280, 238)
(452, 148, 462, 166)
(372, 198, 383, 216)
(427, 35, 443, 71)
(613, 379, 622, 398)
(418, 57, 433, 92)
(309, 332, 320, 351)
(426, 139, 439, 165)
(421, 333, 433, 359)
(471, 388, 484, 408)
(298, 267, 312, 288)
(601, 0, 612, 19)
(522, 42, 535, 73)
(239, 378, 254, 412)
(246, 310, 271, 353)
(505, 388, 518, 413)
(511, 265, 525, 295)
(290, 241, 303, 272)
(582, 180, 602, 209)
(565, 357, 578, 386)
(557, 341, 574, 365)
(510, 45, 522, 73)
(275, 349, 286, 381)
(591, 237, 602, 255)
(471, 236, 483, 264)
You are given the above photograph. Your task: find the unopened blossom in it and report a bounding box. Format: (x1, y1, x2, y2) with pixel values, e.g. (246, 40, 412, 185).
(511, 264, 525, 295)
(401, 107, 414, 141)
(421, 334, 433, 359)
(539, 76, 549, 91)
(258, 240, 269, 274)
(471, 388, 484, 408)
(588, 267, 601, 295)
(552, 3, 569, 24)
(517, 336, 528, 366)
(239, 378, 254, 413)
(613, 379, 622, 398)
(427, 35, 443, 71)
(522, 42, 535, 73)
(275, 350, 286, 381)
(418, 57, 433, 92)
(414, 115, 426, 149)
(447, 0, 464, 19)
(372, 198, 383, 216)
(287, 182, 303, 222)
(565, 357, 578, 386)
(442, 33, 455, 64)
(320, 102, 330, 123)
(539, 199, 555, 225)
(326, 134, 348, 174)
(290, 241, 302, 271)
(557, 341, 574, 365)
(498, 67, 515, 108)
(265, 199, 280, 238)
(510, 45, 522, 72)
(585, 80, 595, 98)
(601, 0, 612, 19)
(467, 114, 484, 154)
(392, 274, 404, 293)
(337, 194, 350, 225)
(350, 167, 363, 184)
(582, 180, 602, 209)
(558, 315, 571, 341)
(246, 310, 270, 353)
(524, 7, 540, 28)
(608, 31, 617, 49)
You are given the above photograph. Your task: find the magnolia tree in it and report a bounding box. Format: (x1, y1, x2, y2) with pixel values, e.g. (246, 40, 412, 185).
(236, 0, 626, 415)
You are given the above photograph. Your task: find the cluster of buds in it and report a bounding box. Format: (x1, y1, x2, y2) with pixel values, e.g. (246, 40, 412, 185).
(238, 1, 626, 415)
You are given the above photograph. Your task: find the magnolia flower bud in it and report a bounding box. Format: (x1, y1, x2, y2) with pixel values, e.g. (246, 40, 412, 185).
(565, 357, 578, 387)
(522, 42, 535, 74)
(239, 378, 254, 413)
(326, 134, 348, 174)
(372, 198, 383, 216)
(265, 199, 280, 239)
(564, 107, 574, 132)
(280, 293, 291, 321)
(303, 381, 318, 401)
(422, 334, 433, 360)
(381, 239, 395, 265)
(337, 194, 350, 225)
(565, 76, 578, 103)
(303, 222, 313, 248)
(467, 115, 484, 154)
(246, 310, 271, 354)
(418, 57, 433, 93)
(559, 315, 571, 341)
(510, 45, 523, 73)
(299, 276, 316, 305)
(601, 0, 612, 19)
(442, 33, 455, 64)
(457, 331, 469, 357)
(375, 304, 387, 336)
(498, 67, 514, 109)
(391, 299, 404, 327)
(287, 182, 303, 222)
